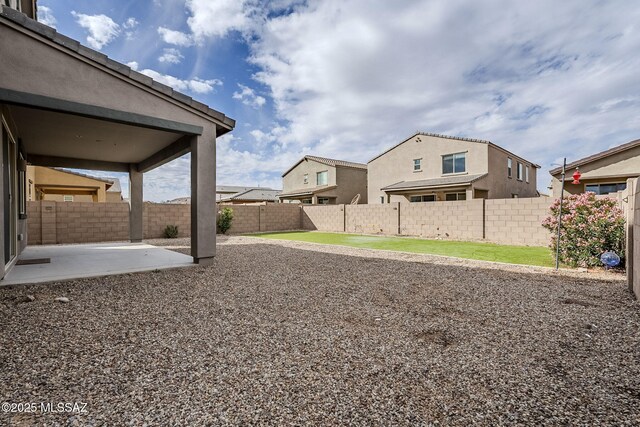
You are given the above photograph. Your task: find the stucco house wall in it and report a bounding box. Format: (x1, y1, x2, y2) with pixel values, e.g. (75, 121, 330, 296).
(282, 159, 337, 194)
(550, 142, 640, 197)
(26, 166, 116, 202)
(281, 156, 367, 204)
(368, 134, 488, 203)
(335, 166, 368, 204)
(368, 133, 539, 203)
(486, 145, 538, 198)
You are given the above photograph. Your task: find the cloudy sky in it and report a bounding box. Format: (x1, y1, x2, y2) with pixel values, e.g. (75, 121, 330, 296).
(37, 0, 640, 201)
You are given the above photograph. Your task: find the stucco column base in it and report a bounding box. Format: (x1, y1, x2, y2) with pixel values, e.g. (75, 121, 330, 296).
(194, 256, 215, 266)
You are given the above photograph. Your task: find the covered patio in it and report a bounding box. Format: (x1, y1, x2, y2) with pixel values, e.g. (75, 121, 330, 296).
(278, 185, 339, 204)
(1, 242, 193, 285)
(0, 6, 234, 281)
(380, 173, 489, 202)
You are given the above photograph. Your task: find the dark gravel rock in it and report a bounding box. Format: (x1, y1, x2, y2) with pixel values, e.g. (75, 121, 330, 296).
(1, 236, 639, 426)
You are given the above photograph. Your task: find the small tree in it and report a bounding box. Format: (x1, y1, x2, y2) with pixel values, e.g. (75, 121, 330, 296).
(542, 192, 625, 268)
(217, 207, 234, 234)
(163, 224, 179, 238)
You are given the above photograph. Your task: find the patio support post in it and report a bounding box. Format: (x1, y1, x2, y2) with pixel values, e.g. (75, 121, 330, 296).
(129, 164, 143, 243)
(191, 132, 216, 265)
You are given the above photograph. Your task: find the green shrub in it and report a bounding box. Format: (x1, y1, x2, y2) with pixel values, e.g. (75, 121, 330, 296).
(163, 224, 179, 239)
(217, 207, 234, 234)
(542, 192, 625, 268)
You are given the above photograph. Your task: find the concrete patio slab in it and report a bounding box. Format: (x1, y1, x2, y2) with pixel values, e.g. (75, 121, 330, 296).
(1, 242, 193, 285)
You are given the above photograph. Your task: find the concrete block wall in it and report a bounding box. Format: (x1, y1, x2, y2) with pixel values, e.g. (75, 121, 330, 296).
(345, 203, 399, 234)
(302, 205, 345, 232)
(26, 201, 43, 245)
(144, 203, 191, 238)
(401, 199, 484, 240)
(54, 202, 129, 244)
(26, 202, 304, 244)
(224, 205, 260, 234)
(484, 198, 550, 246)
(258, 204, 303, 232)
(301, 198, 557, 247)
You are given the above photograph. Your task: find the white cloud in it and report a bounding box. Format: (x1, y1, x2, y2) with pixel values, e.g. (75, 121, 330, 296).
(137, 68, 222, 94)
(233, 84, 266, 108)
(123, 17, 139, 29)
(216, 135, 291, 190)
(243, 0, 640, 183)
(158, 27, 194, 46)
(158, 48, 184, 64)
(71, 11, 120, 50)
(185, 0, 254, 40)
(123, 17, 139, 39)
(37, 6, 57, 28)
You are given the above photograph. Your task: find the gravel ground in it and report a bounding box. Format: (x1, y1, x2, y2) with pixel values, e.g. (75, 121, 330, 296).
(1, 236, 639, 426)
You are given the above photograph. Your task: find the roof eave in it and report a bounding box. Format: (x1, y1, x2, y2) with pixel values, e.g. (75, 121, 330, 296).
(0, 6, 235, 132)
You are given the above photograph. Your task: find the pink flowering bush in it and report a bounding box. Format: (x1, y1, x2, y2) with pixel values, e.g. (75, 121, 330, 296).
(542, 192, 625, 268)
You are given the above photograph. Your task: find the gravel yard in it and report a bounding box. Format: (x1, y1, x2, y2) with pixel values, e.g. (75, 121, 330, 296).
(1, 236, 639, 426)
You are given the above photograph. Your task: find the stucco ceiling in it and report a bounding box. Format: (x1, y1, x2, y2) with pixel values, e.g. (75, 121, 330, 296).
(10, 105, 182, 164)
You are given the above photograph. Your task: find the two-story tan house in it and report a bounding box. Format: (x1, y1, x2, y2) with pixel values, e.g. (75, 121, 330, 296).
(368, 132, 539, 203)
(279, 155, 367, 204)
(549, 138, 640, 197)
(26, 166, 123, 202)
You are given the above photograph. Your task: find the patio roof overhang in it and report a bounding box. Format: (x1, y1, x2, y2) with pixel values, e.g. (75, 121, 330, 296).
(0, 6, 235, 274)
(381, 173, 488, 194)
(0, 6, 234, 173)
(278, 185, 338, 199)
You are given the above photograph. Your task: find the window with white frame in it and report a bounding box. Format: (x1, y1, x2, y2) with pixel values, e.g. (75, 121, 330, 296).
(63, 195, 74, 202)
(303, 173, 308, 184)
(525, 165, 530, 183)
(413, 158, 422, 171)
(445, 192, 466, 201)
(442, 152, 466, 174)
(317, 197, 330, 204)
(507, 158, 512, 178)
(316, 171, 328, 185)
(517, 162, 523, 180)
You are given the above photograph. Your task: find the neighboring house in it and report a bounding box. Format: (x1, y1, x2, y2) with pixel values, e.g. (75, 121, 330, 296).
(549, 138, 640, 197)
(168, 186, 278, 204)
(219, 188, 281, 204)
(368, 132, 540, 203)
(26, 166, 123, 202)
(0, 2, 234, 279)
(166, 197, 191, 204)
(216, 185, 275, 201)
(279, 155, 368, 204)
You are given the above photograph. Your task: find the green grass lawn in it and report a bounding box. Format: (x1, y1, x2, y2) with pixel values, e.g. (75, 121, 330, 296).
(249, 231, 555, 267)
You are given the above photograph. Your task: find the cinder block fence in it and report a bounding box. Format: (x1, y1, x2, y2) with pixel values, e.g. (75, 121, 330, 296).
(27, 194, 630, 252)
(301, 197, 553, 247)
